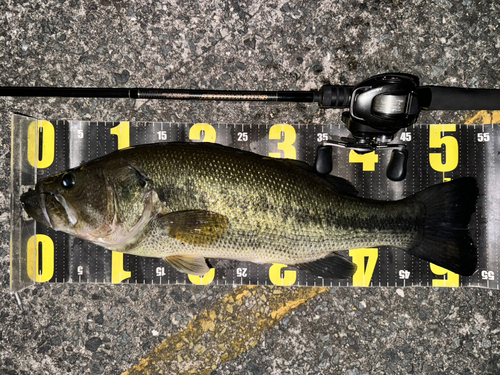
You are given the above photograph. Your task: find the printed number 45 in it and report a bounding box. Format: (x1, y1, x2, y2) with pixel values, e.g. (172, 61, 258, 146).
(400, 132, 412, 141)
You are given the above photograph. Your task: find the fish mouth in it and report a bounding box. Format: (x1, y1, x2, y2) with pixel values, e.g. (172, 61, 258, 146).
(20, 187, 53, 228)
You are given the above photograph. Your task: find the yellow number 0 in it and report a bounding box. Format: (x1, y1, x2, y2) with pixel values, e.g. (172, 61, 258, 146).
(110, 122, 132, 284)
(27, 120, 55, 169)
(27, 235, 54, 282)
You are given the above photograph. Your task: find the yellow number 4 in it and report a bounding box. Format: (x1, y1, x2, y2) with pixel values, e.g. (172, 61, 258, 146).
(349, 248, 378, 286)
(349, 150, 378, 171)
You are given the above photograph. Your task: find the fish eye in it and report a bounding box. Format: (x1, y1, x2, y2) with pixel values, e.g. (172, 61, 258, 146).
(61, 172, 77, 190)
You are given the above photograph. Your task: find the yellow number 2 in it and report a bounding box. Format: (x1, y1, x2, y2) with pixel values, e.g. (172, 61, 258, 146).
(189, 123, 217, 143)
(188, 268, 215, 285)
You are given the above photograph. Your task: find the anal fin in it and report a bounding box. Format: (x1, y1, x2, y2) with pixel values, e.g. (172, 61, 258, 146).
(205, 258, 241, 270)
(294, 253, 357, 279)
(165, 255, 211, 276)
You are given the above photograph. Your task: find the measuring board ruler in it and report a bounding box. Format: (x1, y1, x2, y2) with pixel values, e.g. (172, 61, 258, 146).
(10, 114, 500, 291)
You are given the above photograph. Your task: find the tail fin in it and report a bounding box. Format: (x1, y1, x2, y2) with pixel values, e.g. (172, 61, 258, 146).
(405, 177, 479, 276)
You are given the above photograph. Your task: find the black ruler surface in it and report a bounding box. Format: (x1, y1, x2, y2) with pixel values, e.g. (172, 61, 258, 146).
(10, 117, 499, 290)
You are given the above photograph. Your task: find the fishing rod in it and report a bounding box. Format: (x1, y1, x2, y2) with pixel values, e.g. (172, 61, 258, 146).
(2, 73, 500, 180)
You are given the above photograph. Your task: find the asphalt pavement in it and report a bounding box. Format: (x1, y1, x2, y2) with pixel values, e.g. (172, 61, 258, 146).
(1, 1, 500, 374)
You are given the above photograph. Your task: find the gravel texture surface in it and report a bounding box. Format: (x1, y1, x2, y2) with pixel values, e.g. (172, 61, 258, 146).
(1, 0, 499, 374)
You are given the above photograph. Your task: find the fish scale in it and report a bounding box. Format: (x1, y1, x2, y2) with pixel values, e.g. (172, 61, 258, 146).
(123, 144, 420, 262)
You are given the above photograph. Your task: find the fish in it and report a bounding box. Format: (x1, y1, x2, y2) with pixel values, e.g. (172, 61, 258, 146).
(20, 142, 479, 278)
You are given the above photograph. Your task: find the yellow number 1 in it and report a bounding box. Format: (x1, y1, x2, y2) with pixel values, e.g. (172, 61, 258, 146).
(110, 121, 130, 149)
(110, 122, 132, 284)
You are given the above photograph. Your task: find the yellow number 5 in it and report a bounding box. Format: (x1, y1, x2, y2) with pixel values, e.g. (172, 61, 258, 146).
(429, 124, 458, 172)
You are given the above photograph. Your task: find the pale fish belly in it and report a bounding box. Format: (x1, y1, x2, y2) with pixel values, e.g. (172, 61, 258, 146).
(114, 197, 420, 265)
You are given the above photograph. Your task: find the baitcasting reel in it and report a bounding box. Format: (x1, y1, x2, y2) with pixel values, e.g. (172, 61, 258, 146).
(1, 73, 499, 181)
(315, 73, 424, 181)
(312, 72, 500, 180)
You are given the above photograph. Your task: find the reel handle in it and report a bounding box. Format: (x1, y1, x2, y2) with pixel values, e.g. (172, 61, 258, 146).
(314, 143, 408, 182)
(386, 148, 408, 181)
(315, 145, 333, 175)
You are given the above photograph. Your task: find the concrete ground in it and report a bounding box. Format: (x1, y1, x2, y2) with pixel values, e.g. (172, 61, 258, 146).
(1, 0, 500, 374)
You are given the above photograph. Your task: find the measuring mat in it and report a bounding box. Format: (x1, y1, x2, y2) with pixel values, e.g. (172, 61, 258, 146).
(10, 114, 500, 291)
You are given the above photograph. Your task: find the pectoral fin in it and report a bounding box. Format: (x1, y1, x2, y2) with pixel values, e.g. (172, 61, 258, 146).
(159, 210, 229, 246)
(165, 255, 211, 276)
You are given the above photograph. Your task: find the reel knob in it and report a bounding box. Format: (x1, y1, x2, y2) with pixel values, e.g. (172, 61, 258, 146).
(386, 148, 408, 181)
(315, 145, 333, 175)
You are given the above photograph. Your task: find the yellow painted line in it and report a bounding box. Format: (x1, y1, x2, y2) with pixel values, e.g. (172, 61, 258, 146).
(122, 286, 328, 375)
(464, 110, 500, 125)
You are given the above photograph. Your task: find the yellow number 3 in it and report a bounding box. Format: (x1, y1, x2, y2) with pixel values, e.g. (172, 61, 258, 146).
(269, 124, 296, 160)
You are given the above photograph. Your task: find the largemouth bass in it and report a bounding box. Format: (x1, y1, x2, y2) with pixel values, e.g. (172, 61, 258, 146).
(21, 142, 478, 278)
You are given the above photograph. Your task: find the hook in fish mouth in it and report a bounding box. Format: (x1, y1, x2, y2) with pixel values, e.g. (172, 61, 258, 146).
(20, 188, 53, 228)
